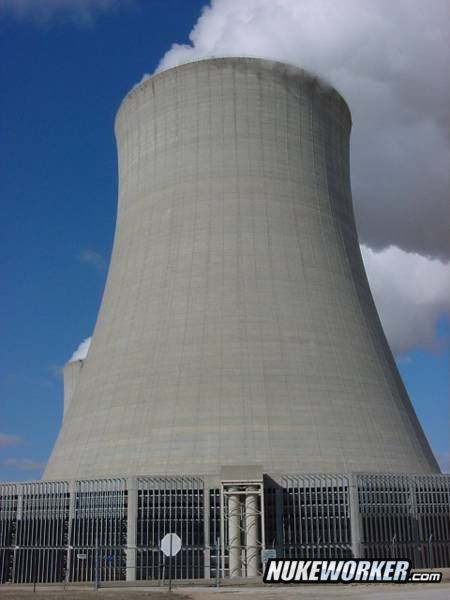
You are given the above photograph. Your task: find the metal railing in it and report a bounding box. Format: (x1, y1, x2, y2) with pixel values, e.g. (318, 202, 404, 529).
(1, 471, 449, 584)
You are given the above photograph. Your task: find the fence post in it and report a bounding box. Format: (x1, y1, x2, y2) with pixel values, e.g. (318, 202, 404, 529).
(203, 488, 210, 579)
(66, 481, 76, 586)
(215, 538, 220, 587)
(94, 537, 99, 591)
(126, 477, 138, 582)
(349, 474, 362, 558)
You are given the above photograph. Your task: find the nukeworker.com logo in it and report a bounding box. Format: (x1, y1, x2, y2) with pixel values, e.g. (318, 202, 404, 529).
(263, 559, 442, 584)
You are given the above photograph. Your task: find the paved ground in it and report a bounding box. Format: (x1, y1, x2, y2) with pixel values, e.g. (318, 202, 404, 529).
(0, 591, 186, 600)
(1, 583, 449, 600)
(188, 583, 450, 600)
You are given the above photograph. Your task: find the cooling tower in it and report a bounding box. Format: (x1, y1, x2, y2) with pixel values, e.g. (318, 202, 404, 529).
(44, 57, 438, 481)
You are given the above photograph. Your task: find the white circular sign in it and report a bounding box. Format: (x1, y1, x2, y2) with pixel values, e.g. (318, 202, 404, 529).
(160, 533, 182, 557)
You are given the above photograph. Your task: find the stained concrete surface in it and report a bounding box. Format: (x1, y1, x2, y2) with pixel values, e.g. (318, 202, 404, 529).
(44, 57, 438, 482)
(2, 581, 450, 600)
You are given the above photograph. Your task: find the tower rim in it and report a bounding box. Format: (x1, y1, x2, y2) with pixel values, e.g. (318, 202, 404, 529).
(115, 55, 351, 132)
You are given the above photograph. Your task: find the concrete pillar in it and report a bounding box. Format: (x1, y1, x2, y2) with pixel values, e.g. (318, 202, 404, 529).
(349, 475, 362, 558)
(245, 487, 259, 577)
(203, 487, 211, 579)
(16, 483, 23, 520)
(66, 480, 76, 583)
(126, 477, 137, 582)
(228, 489, 241, 577)
(12, 484, 23, 583)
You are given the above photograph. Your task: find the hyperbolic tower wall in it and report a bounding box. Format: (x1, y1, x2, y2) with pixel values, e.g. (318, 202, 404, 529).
(44, 58, 439, 481)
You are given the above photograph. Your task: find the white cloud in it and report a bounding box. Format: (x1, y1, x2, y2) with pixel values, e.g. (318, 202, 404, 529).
(0, 433, 22, 447)
(0, 0, 122, 24)
(69, 336, 91, 362)
(79, 249, 106, 272)
(156, 0, 450, 260)
(361, 245, 450, 355)
(3, 458, 46, 471)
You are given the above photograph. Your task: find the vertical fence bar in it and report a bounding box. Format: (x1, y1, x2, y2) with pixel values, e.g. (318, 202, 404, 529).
(1, 472, 449, 583)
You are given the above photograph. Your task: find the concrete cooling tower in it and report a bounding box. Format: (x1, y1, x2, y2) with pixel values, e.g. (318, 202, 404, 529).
(44, 57, 438, 481)
(2, 58, 448, 587)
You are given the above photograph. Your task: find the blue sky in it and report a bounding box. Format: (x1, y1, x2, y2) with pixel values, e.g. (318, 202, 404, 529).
(1, 0, 448, 479)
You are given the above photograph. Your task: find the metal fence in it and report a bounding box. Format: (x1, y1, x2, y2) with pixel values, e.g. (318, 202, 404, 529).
(69, 478, 127, 583)
(0, 481, 69, 584)
(277, 474, 353, 559)
(357, 473, 450, 568)
(1, 472, 449, 584)
(209, 488, 222, 579)
(0, 483, 17, 583)
(136, 476, 204, 580)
